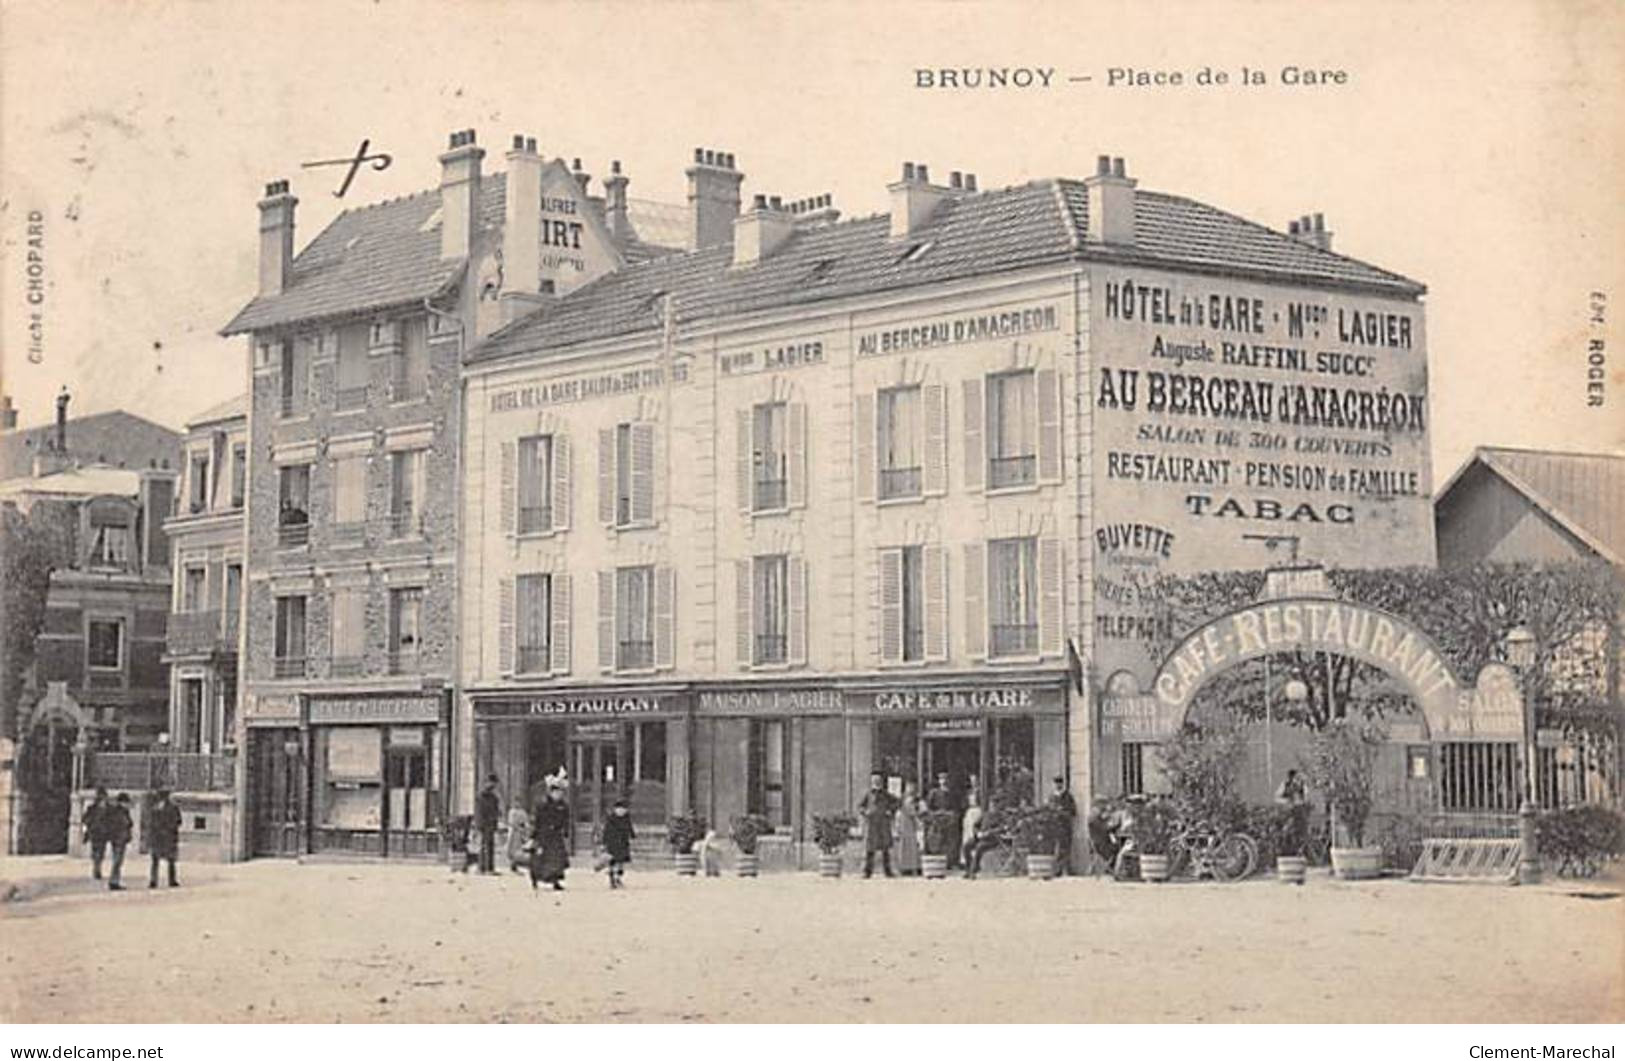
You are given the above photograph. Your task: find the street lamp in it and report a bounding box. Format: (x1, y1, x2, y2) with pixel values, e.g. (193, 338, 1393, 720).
(1504, 624, 1541, 885)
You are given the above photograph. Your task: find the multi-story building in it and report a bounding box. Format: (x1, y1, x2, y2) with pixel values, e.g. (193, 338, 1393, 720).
(221, 130, 683, 859)
(459, 155, 1434, 866)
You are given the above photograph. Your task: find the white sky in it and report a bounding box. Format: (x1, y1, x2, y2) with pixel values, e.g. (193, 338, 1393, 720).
(2, 0, 1620, 481)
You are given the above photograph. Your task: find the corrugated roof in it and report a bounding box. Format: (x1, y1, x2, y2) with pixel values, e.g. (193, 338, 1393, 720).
(469, 178, 1424, 365)
(1462, 447, 1625, 565)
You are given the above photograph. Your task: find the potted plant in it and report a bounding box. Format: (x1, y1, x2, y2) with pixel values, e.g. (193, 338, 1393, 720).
(1271, 803, 1310, 885)
(811, 813, 855, 878)
(730, 813, 772, 877)
(667, 811, 708, 876)
(1017, 805, 1064, 880)
(1132, 797, 1178, 882)
(1304, 720, 1386, 880)
(920, 809, 959, 879)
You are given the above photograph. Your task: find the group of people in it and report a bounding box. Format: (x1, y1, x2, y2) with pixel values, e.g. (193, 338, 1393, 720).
(856, 771, 1078, 879)
(79, 786, 182, 890)
(457, 773, 635, 892)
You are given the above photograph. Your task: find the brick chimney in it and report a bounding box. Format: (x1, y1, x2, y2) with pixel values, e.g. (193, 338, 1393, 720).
(888, 162, 970, 238)
(439, 128, 485, 261)
(0, 394, 17, 431)
(1288, 213, 1333, 252)
(603, 160, 631, 241)
(1084, 155, 1136, 245)
(790, 194, 841, 228)
(501, 135, 549, 325)
(54, 386, 69, 452)
(257, 179, 297, 296)
(686, 148, 743, 250)
(733, 195, 797, 267)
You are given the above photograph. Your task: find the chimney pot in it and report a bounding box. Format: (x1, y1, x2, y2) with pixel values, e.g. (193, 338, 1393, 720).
(1313, 212, 1325, 232)
(1097, 155, 1111, 176)
(526, 137, 537, 153)
(1289, 220, 1301, 235)
(512, 134, 524, 150)
(1111, 157, 1126, 178)
(950, 171, 963, 189)
(902, 162, 916, 181)
(769, 195, 783, 210)
(611, 159, 622, 174)
(917, 164, 929, 184)
(966, 174, 978, 192)
(753, 194, 767, 209)
(694, 147, 704, 163)
(723, 153, 734, 168)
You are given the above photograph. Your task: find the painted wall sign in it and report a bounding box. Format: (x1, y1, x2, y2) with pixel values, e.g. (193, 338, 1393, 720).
(308, 695, 442, 725)
(244, 693, 300, 724)
(719, 340, 826, 377)
(696, 687, 842, 715)
(1434, 663, 1524, 740)
(488, 364, 688, 414)
(1099, 693, 1182, 740)
(856, 304, 1059, 357)
(475, 694, 671, 718)
(850, 685, 1064, 715)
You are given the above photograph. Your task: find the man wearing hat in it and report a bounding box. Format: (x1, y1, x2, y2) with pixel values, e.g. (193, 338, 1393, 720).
(105, 793, 134, 890)
(1046, 775, 1078, 876)
(148, 788, 182, 888)
(475, 774, 503, 875)
(81, 786, 113, 880)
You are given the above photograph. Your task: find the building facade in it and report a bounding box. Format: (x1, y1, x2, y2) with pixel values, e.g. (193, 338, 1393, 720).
(459, 156, 1435, 865)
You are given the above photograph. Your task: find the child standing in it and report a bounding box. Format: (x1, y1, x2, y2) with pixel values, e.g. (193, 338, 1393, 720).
(601, 799, 635, 889)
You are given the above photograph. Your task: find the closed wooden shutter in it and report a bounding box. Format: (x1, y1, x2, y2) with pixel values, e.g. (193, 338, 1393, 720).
(1039, 537, 1063, 657)
(854, 393, 876, 502)
(498, 576, 515, 675)
(788, 555, 808, 666)
(788, 402, 808, 508)
(597, 428, 615, 526)
(736, 409, 753, 513)
(550, 573, 571, 675)
(964, 542, 986, 660)
(923, 383, 947, 496)
(499, 441, 516, 537)
(879, 548, 902, 664)
(1036, 367, 1061, 483)
(597, 569, 615, 673)
(654, 565, 676, 670)
(923, 543, 948, 661)
(630, 422, 655, 525)
(552, 435, 571, 531)
(735, 559, 752, 668)
(962, 377, 984, 491)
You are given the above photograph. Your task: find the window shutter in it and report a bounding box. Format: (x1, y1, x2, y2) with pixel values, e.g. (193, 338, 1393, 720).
(879, 548, 903, 664)
(550, 573, 572, 675)
(630, 422, 656, 525)
(964, 542, 986, 660)
(552, 435, 571, 532)
(597, 428, 615, 526)
(788, 402, 808, 509)
(854, 393, 876, 503)
(924, 543, 948, 661)
(1039, 537, 1064, 658)
(962, 377, 984, 492)
(654, 565, 676, 670)
(597, 569, 615, 673)
(498, 576, 515, 675)
(736, 409, 753, 514)
(735, 559, 752, 668)
(788, 556, 808, 667)
(1036, 367, 1061, 483)
(923, 383, 948, 496)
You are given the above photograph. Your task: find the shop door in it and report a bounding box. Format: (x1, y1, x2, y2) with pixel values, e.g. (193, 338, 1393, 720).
(383, 744, 429, 858)
(922, 734, 982, 807)
(250, 728, 303, 857)
(570, 739, 621, 848)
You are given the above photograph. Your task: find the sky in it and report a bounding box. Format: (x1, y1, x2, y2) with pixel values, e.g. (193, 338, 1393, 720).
(2, 0, 1620, 482)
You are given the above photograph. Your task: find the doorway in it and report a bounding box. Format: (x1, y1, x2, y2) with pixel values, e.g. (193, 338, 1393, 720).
(922, 733, 983, 808)
(384, 734, 430, 856)
(249, 728, 302, 857)
(570, 731, 622, 848)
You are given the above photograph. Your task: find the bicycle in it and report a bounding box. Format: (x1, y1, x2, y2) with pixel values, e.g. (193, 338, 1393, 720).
(1167, 822, 1259, 882)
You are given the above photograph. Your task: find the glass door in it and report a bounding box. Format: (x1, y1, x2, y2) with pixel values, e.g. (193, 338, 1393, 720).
(570, 738, 621, 848)
(383, 735, 429, 857)
(250, 728, 303, 857)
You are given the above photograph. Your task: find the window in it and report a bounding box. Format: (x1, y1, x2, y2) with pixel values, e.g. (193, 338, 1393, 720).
(877, 385, 922, 500)
(1439, 742, 1521, 813)
(881, 545, 932, 664)
(616, 566, 654, 670)
(636, 721, 667, 783)
(179, 679, 204, 753)
(391, 317, 429, 402)
(279, 339, 306, 418)
(516, 574, 552, 674)
(517, 435, 554, 534)
(987, 370, 1037, 488)
(330, 587, 365, 677)
(87, 619, 124, 670)
(1121, 743, 1146, 796)
(182, 565, 207, 613)
(273, 596, 307, 678)
(602, 422, 654, 528)
(988, 537, 1038, 657)
(87, 521, 132, 569)
(389, 450, 425, 538)
(747, 719, 790, 826)
(751, 402, 789, 511)
(230, 444, 247, 509)
(188, 452, 210, 513)
(335, 324, 369, 411)
(389, 587, 423, 674)
(332, 455, 367, 542)
(278, 464, 311, 547)
(615, 424, 634, 526)
(753, 555, 789, 664)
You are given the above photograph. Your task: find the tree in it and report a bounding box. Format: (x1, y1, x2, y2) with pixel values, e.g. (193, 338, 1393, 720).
(0, 502, 74, 741)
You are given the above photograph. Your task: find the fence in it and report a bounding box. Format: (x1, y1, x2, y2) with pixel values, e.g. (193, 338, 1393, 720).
(86, 752, 237, 793)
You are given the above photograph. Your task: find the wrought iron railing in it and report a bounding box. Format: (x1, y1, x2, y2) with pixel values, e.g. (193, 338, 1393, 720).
(277, 522, 310, 548)
(518, 506, 553, 535)
(990, 623, 1038, 657)
(166, 610, 226, 655)
(335, 385, 368, 412)
(517, 644, 551, 674)
(988, 454, 1036, 489)
(618, 640, 654, 670)
(879, 466, 922, 500)
(388, 649, 421, 675)
(753, 477, 788, 511)
(273, 655, 307, 679)
(328, 655, 365, 678)
(754, 634, 788, 665)
(86, 752, 237, 793)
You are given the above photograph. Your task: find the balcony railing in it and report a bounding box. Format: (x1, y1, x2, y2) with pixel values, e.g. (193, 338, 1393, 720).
(279, 393, 301, 419)
(516, 644, 551, 674)
(277, 521, 310, 548)
(990, 623, 1039, 657)
(331, 521, 366, 546)
(989, 454, 1037, 490)
(518, 506, 553, 535)
(753, 477, 788, 511)
(166, 610, 229, 656)
(388, 506, 421, 539)
(391, 374, 426, 403)
(328, 655, 365, 679)
(617, 640, 654, 670)
(273, 655, 307, 679)
(754, 634, 788, 665)
(86, 752, 236, 793)
(335, 384, 368, 412)
(879, 466, 922, 500)
(388, 649, 421, 675)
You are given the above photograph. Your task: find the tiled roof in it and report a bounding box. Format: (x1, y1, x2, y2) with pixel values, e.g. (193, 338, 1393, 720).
(1457, 447, 1625, 565)
(0, 411, 180, 479)
(469, 179, 1424, 365)
(185, 393, 247, 428)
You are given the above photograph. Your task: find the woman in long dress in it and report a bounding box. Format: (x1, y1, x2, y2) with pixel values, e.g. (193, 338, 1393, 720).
(504, 804, 531, 873)
(894, 781, 923, 876)
(530, 783, 571, 891)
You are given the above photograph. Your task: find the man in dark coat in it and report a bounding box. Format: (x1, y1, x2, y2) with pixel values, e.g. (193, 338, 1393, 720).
(105, 793, 134, 890)
(1047, 775, 1078, 875)
(82, 786, 112, 880)
(148, 788, 181, 888)
(475, 774, 502, 875)
(857, 772, 899, 878)
(926, 772, 963, 869)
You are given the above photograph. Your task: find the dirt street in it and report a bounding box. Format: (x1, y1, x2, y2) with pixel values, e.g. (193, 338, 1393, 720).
(2, 856, 1620, 1023)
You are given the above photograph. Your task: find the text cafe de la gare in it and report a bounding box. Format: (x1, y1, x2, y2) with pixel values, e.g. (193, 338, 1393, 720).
(465, 672, 1071, 849)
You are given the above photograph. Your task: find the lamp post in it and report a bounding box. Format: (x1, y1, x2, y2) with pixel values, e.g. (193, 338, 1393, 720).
(1504, 624, 1541, 885)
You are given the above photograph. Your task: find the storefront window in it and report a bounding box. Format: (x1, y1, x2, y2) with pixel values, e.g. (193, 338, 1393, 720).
(876, 719, 920, 789)
(635, 721, 667, 783)
(747, 719, 790, 826)
(316, 728, 383, 833)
